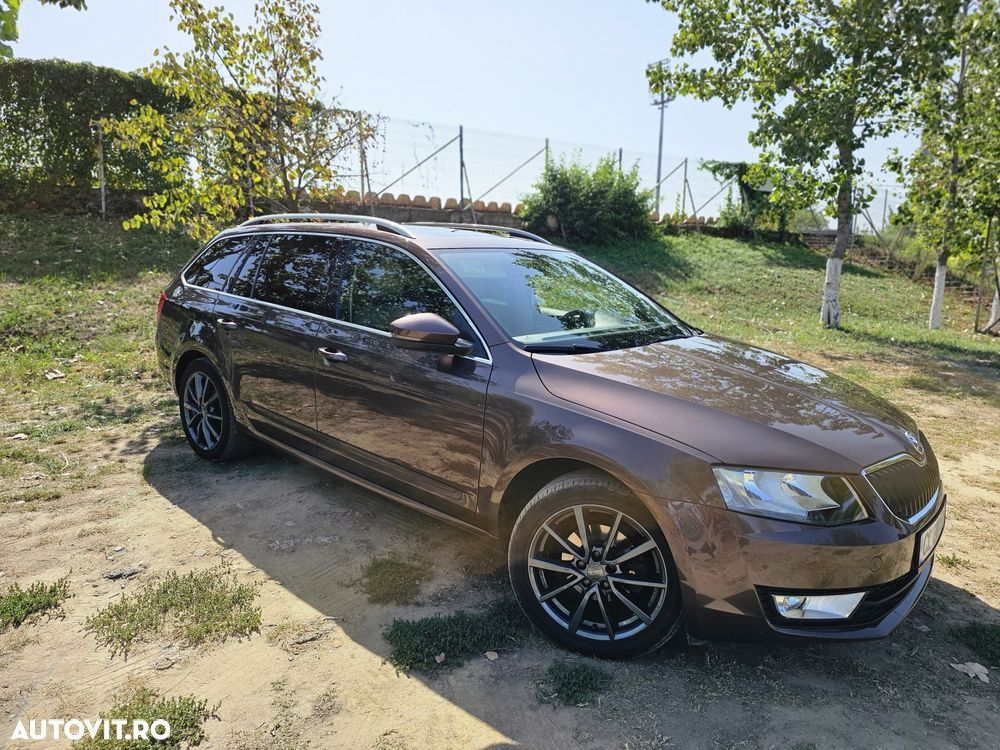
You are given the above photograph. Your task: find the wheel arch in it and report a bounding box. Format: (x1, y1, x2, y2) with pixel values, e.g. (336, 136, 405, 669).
(495, 454, 657, 543)
(173, 346, 216, 396)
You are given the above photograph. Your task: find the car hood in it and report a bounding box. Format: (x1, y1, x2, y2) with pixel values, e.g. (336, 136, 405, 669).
(530, 335, 920, 474)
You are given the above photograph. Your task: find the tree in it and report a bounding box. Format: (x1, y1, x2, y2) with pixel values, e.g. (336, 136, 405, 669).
(648, 0, 958, 328)
(0, 0, 85, 57)
(894, 0, 1000, 329)
(109, 0, 377, 242)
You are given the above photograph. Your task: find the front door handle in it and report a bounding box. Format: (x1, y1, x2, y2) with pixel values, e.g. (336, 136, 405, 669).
(318, 346, 349, 363)
(216, 318, 239, 330)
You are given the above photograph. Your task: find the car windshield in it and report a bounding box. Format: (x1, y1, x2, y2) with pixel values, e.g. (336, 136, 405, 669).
(435, 248, 694, 353)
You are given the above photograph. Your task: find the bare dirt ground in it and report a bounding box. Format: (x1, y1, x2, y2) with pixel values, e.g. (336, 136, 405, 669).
(1, 362, 999, 750)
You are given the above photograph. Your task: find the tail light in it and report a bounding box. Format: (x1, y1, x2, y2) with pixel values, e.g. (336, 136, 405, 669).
(156, 291, 167, 323)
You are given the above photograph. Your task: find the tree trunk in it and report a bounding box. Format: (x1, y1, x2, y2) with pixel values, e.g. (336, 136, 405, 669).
(930, 5, 967, 331)
(989, 287, 1000, 330)
(821, 144, 854, 328)
(929, 252, 949, 329)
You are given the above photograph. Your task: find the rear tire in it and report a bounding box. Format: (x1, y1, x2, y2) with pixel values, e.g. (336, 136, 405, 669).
(507, 470, 682, 658)
(178, 358, 253, 462)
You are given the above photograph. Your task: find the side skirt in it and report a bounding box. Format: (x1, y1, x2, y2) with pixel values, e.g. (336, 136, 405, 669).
(249, 430, 498, 541)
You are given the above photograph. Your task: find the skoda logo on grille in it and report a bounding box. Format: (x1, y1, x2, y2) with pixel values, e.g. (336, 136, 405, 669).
(905, 430, 924, 455)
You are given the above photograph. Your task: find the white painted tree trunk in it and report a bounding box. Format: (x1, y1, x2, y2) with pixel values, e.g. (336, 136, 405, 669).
(929, 259, 948, 330)
(820, 257, 843, 328)
(989, 288, 1000, 330)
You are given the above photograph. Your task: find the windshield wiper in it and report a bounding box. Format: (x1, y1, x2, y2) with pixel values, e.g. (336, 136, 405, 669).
(522, 342, 605, 354)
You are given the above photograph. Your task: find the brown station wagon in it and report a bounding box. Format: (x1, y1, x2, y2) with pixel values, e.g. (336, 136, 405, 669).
(156, 214, 946, 657)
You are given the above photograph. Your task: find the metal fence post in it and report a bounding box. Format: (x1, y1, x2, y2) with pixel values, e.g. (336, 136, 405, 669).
(458, 125, 465, 216)
(680, 157, 688, 221)
(91, 120, 106, 221)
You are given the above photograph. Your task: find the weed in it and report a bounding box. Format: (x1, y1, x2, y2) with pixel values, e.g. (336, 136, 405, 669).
(383, 597, 531, 671)
(938, 553, 972, 570)
(951, 623, 1000, 666)
(74, 684, 217, 749)
(0, 577, 70, 629)
(535, 659, 613, 706)
(311, 686, 341, 719)
(358, 554, 433, 604)
(3, 488, 62, 503)
(84, 565, 261, 657)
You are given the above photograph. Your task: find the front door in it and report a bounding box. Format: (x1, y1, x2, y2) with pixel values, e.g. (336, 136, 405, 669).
(312, 238, 491, 521)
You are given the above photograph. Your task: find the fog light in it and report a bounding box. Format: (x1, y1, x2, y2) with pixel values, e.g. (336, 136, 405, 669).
(772, 592, 865, 619)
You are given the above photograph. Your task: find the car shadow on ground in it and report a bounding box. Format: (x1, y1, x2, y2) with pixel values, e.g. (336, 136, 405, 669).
(139, 439, 1000, 749)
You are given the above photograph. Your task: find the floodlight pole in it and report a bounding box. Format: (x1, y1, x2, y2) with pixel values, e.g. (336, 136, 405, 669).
(654, 97, 666, 211)
(648, 59, 673, 215)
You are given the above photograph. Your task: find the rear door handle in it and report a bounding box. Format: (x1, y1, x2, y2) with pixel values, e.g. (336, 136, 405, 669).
(216, 318, 239, 330)
(318, 346, 349, 363)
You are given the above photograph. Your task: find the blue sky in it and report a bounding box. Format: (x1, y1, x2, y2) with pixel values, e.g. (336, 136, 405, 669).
(15, 0, 909, 213)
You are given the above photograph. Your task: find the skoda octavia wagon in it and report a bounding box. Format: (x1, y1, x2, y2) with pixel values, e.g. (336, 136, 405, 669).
(156, 214, 945, 658)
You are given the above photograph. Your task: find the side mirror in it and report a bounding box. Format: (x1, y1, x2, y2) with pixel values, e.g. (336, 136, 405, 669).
(389, 312, 474, 356)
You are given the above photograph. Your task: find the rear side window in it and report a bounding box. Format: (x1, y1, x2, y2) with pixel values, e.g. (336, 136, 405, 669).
(229, 238, 266, 298)
(250, 233, 335, 315)
(184, 236, 254, 291)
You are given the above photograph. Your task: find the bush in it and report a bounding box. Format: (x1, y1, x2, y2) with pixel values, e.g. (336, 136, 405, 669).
(74, 686, 216, 750)
(520, 155, 653, 243)
(0, 58, 179, 201)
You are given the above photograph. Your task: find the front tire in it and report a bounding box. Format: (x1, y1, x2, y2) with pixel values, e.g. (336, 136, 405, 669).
(178, 358, 253, 462)
(507, 471, 682, 658)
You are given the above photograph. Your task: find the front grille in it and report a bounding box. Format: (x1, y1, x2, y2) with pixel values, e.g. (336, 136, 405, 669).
(864, 443, 940, 521)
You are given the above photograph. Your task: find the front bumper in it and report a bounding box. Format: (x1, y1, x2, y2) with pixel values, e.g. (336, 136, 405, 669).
(647, 493, 945, 642)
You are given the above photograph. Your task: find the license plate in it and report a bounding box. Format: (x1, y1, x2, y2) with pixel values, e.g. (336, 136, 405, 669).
(918, 508, 946, 564)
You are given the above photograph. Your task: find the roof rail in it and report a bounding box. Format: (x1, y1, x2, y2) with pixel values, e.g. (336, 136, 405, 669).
(406, 222, 553, 245)
(239, 213, 416, 239)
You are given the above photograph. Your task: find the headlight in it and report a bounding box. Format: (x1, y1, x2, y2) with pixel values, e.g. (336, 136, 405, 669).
(712, 467, 867, 525)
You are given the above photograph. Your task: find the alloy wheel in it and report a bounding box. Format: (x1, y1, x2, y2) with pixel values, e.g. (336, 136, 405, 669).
(526, 503, 669, 642)
(182, 371, 224, 452)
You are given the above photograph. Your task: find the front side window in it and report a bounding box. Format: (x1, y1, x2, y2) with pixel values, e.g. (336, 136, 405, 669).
(435, 248, 692, 353)
(185, 235, 255, 291)
(249, 234, 335, 315)
(332, 240, 458, 332)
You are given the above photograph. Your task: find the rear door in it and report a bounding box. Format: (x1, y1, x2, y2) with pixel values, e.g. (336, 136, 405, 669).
(312, 238, 492, 521)
(214, 232, 338, 452)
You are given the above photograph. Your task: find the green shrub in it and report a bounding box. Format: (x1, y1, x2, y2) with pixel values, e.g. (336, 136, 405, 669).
(0, 577, 70, 629)
(383, 598, 531, 671)
(74, 686, 216, 750)
(520, 155, 653, 243)
(0, 58, 179, 199)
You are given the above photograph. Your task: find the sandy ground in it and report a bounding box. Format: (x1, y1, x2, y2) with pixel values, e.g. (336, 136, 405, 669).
(1, 378, 999, 750)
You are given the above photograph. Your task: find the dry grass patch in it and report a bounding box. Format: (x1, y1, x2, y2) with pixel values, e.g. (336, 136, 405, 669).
(84, 565, 260, 657)
(357, 554, 433, 604)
